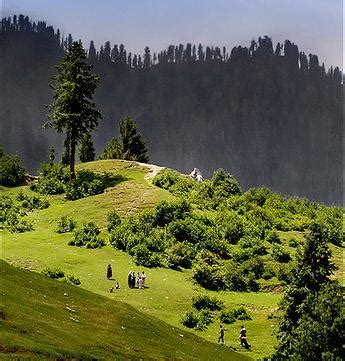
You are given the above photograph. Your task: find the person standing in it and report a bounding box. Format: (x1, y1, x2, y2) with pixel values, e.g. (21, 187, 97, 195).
(141, 271, 146, 288)
(138, 277, 143, 289)
(107, 264, 112, 279)
(128, 271, 132, 288)
(218, 325, 226, 344)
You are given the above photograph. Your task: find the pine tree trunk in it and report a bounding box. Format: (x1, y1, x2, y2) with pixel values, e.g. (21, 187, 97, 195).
(70, 128, 76, 180)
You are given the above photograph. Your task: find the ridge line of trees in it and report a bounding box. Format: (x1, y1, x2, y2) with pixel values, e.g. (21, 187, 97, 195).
(1, 15, 342, 80)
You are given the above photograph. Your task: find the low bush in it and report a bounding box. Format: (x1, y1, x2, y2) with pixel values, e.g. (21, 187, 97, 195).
(288, 237, 299, 247)
(1, 196, 33, 233)
(219, 307, 252, 324)
(69, 222, 104, 248)
(41, 267, 65, 279)
(272, 244, 291, 263)
(192, 294, 224, 311)
(55, 216, 76, 233)
(181, 309, 212, 331)
(64, 275, 81, 286)
(20, 194, 50, 211)
(0, 149, 26, 187)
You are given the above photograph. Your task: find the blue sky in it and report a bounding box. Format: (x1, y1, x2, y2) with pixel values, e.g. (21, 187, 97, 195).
(2, 0, 343, 68)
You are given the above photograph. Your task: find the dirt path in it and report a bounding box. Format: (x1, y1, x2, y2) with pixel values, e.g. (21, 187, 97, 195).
(135, 162, 166, 182)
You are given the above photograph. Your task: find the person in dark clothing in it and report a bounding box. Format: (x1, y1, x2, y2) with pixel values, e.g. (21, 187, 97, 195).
(131, 272, 136, 288)
(128, 271, 132, 288)
(239, 325, 250, 349)
(107, 264, 112, 279)
(218, 325, 226, 344)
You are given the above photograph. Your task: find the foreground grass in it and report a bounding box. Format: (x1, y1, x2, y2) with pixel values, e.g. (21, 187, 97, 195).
(1, 260, 249, 360)
(1, 159, 343, 359)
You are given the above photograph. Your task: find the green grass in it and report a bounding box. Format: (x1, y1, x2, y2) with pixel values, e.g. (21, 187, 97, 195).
(1, 260, 250, 360)
(1, 159, 343, 359)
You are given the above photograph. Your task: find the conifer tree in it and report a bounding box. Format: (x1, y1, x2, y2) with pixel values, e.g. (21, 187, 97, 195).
(47, 41, 101, 179)
(119, 116, 149, 163)
(274, 222, 338, 359)
(78, 132, 95, 162)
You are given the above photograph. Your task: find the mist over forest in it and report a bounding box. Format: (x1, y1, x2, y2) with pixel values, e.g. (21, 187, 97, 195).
(0, 15, 342, 204)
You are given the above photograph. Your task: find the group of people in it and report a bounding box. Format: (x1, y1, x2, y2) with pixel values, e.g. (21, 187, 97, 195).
(218, 325, 250, 349)
(106, 264, 147, 290)
(128, 271, 146, 289)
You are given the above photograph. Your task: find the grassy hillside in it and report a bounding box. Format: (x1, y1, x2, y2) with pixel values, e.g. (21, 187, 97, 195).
(1, 260, 249, 360)
(1, 159, 343, 359)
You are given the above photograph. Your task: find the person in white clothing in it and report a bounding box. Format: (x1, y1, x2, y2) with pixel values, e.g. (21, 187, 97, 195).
(141, 271, 146, 288)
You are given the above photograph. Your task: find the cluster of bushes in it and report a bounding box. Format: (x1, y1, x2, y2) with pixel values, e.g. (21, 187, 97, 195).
(41, 267, 81, 285)
(68, 222, 104, 248)
(0, 195, 33, 233)
(0, 147, 26, 187)
(153, 171, 343, 241)
(108, 199, 278, 290)
(153, 168, 242, 209)
(16, 191, 50, 211)
(31, 163, 117, 201)
(55, 216, 76, 233)
(181, 294, 251, 331)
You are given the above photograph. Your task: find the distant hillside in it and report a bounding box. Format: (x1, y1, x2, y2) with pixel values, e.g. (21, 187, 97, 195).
(1, 260, 248, 360)
(0, 15, 342, 204)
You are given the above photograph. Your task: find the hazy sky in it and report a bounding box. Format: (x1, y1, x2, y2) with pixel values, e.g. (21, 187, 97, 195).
(2, 0, 343, 68)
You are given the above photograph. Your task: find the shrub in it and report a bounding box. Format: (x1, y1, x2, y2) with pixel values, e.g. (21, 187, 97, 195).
(181, 310, 199, 328)
(211, 168, 242, 199)
(41, 267, 65, 279)
(153, 169, 182, 190)
(0, 149, 26, 187)
(192, 294, 224, 311)
(168, 217, 206, 244)
(19, 194, 50, 211)
(265, 229, 281, 244)
(133, 243, 153, 267)
(154, 199, 191, 227)
(69, 222, 104, 248)
(109, 222, 133, 251)
(272, 244, 291, 263)
(55, 216, 76, 233)
(219, 307, 252, 324)
(64, 170, 112, 201)
(64, 275, 81, 285)
(34, 178, 65, 195)
(181, 309, 212, 331)
(288, 237, 299, 247)
(165, 242, 195, 269)
(107, 210, 121, 232)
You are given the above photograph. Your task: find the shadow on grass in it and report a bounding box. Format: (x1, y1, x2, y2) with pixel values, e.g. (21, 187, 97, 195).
(101, 174, 129, 189)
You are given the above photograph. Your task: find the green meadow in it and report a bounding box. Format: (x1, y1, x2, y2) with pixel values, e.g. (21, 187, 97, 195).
(1, 160, 343, 359)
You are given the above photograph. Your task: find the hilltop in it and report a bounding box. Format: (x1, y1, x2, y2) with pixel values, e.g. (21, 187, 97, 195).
(1, 160, 343, 359)
(1, 15, 343, 204)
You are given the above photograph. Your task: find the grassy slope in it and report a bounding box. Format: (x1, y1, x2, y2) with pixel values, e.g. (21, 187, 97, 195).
(1, 159, 343, 358)
(1, 260, 249, 360)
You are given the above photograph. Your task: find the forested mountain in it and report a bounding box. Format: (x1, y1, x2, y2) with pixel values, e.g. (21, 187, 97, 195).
(0, 16, 342, 204)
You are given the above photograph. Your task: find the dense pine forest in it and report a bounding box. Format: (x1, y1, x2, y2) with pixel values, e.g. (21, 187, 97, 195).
(0, 15, 342, 204)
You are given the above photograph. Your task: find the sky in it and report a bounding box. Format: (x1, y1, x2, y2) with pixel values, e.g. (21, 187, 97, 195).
(1, 0, 343, 69)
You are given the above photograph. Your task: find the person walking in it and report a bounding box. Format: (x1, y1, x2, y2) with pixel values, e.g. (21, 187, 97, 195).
(218, 325, 226, 344)
(239, 325, 250, 349)
(107, 264, 112, 279)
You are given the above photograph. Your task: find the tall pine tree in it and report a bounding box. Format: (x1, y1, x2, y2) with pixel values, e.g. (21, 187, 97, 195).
(47, 41, 101, 179)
